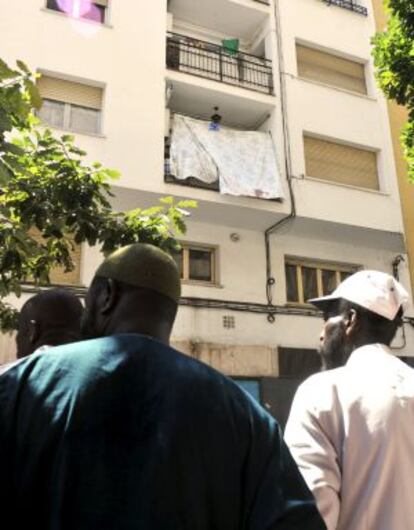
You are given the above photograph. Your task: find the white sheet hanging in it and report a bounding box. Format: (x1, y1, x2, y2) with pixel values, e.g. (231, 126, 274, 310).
(170, 114, 219, 184)
(170, 115, 284, 199)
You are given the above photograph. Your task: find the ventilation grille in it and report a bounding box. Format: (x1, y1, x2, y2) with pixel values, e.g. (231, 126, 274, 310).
(223, 315, 236, 329)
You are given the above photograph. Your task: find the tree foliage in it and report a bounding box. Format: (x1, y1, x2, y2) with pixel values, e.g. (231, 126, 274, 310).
(0, 59, 196, 331)
(372, 0, 414, 181)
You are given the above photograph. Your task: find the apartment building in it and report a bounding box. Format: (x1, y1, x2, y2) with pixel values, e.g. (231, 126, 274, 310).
(1, 0, 413, 420)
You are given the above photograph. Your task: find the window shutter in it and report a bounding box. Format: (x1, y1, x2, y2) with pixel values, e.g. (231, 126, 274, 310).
(37, 76, 103, 110)
(304, 136, 379, 190)
(297, 45, 367, 95)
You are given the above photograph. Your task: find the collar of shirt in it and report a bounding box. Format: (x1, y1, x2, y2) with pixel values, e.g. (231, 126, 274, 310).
(346, 343, 390, 367)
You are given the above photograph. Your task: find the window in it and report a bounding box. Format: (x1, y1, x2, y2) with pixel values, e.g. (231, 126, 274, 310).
(303, 135, 379, 190)
(297, 44, 367, 95)
(37, 75, 103, 134)
(278, 348, 321, 378)
(285, 257, 357, 305)
(46, 0, 108, 24)
(174, 244, 217, 285)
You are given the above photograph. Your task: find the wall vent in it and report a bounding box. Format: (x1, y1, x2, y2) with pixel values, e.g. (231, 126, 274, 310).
(223, 315, 236, 329)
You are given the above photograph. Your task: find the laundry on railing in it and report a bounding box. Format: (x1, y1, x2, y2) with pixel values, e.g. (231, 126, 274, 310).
(170, 114, 284, 199)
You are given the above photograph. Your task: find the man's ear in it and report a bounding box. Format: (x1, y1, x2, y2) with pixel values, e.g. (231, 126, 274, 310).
(100, 278, 118, 315)
(344, 309, 358, 338)
(28, 319, 40, 346)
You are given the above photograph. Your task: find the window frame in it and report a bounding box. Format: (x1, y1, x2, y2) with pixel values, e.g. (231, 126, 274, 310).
(176, 243, 219, 286)
(39, 97, 102, 135)
(285, 257, 359, 306)
(295, 42, 368, 97)
(45, 0, 109, 25)
(303, 133, 380, 192)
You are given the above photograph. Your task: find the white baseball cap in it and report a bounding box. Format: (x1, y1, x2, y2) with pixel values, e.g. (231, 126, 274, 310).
(308, 270, 409, 321)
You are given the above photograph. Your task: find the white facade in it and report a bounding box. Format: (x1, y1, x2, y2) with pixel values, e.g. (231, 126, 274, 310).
(0, 0, 413, 374)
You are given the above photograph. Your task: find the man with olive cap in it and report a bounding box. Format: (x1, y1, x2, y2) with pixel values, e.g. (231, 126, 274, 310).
(0, 243, 325, 530)
(285, 270, 414, 530)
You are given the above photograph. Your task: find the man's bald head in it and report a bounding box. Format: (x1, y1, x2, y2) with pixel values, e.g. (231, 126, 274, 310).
(16, 289, 83, 359)
(81, 243, 181, 344)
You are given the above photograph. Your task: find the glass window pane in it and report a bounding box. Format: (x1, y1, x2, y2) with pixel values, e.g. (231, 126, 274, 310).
(46, 0, 61, 12)
(189, 249, 212, 282)
(69, 104, 100, 134)
(173, 249, 184, 279)
(285, 264, 299, 302)
(38, 99, 65, 128)
(322, 269, 337, 295)
(81, 4, 105, 23)
(302, 266, 318, 301)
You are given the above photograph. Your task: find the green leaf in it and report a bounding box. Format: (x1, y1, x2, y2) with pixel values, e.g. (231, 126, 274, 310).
(16, 60, 30, 74)
(103, 168, 120, 180)
(0, 58, 16, 79)
(0, 162, 11, 185)
(24, 79, 42, 110)
(61, 134, 75, 143)
(159, 196, 174, 205)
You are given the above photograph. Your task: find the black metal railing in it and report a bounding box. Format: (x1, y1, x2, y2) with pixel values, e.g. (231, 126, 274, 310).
(322, 0, 368, 16)
(164, 172, 220, 192)
(166, 32, 274, 95)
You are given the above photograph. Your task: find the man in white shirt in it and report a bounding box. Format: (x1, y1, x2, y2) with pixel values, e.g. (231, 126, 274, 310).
(285, 270, 414, 530)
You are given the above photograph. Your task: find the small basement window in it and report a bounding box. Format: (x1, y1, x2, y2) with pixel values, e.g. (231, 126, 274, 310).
(46, 0, 108, 24)
(278, 347, 321, 378)
(285, 258, 358, 305)
(174, 244, 217, 285)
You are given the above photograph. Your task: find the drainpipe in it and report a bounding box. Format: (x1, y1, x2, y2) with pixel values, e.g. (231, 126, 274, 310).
(264, 0, 297, 322)
(392, 254, 405, 281)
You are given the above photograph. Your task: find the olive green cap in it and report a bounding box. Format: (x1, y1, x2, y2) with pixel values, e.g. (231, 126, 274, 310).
(95, 243, 181, 303)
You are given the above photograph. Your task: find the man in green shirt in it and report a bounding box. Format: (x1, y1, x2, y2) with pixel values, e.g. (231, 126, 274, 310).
(0, 243, 325, 530)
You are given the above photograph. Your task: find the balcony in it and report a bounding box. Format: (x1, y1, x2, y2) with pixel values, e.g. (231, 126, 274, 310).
(164, 113, 284, 203)
(322, 0, 368, 16)
(167, 0, 270, 42)
(166, 33, 273, 95)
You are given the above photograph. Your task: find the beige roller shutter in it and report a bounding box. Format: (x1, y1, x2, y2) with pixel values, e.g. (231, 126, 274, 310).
(297, 45, 367, 95)
(304, 136, 379, 190)
(37, 76, 102, 109)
